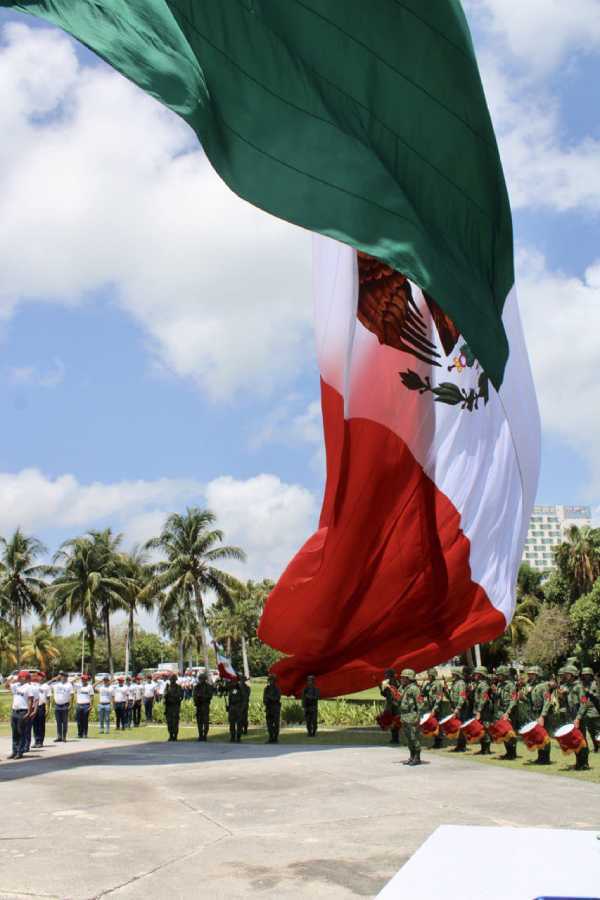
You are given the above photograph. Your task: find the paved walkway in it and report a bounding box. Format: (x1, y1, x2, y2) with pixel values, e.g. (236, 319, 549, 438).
(1, 737, 598, 899)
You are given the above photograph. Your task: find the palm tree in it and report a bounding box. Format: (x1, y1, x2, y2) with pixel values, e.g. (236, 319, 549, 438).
(506, 594, 540, 653)
(22, 625, 60, 671)
(0, 621, 17, 670)
(119, 547, 158, 675)
(48, 530, 127, 677)
(554, 525, 600, 598)
(145, 508, 245, 672)
(0, 529, 49, 665)
(158, 584, 198, 674)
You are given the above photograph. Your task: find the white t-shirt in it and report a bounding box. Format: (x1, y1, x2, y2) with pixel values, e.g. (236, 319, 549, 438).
(11, 682, 33, 711)
(37, 683, 50, 705)
(76, 683, 95, 705)
(133, 684, 143, 701)
(97, 684, 113, 704)
(52, 681, 74, 705)
(157, 679, 166, 696)
(143, 682, 156, 699)
(112, 684, 128, 703)
(124, 682, 134, 701)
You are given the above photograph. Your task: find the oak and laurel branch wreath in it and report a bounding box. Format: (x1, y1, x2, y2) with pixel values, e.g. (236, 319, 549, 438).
(400, 369, 490, 412)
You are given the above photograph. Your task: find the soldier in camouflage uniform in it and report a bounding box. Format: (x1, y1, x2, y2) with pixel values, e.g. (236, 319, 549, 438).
(524, 665, 555, 765)
(399, 668, 423, 766)
(164, 674, 184, 742)
(192, 672, 214, 741)
(472, 666, 492, 755)
(580, 667, 600, 752)
(380, 668, 401, 745)
(301, 675, 320, 737)
(449, 666, 469, 752)
(493, 665, 519, 760)
(422, 668, 449, 749)
(559, 665, 591, 771)
(226, 678, 246, 743)
(263, 673, 282, 744)
(239, 675, 251, 735)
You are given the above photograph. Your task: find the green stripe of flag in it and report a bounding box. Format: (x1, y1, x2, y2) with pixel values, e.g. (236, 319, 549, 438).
(3, 0, 513, 387)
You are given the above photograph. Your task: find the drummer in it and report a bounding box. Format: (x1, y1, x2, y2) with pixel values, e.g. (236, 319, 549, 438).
(380, 669, 401, 746)
(525, 665, 555, 765)
(493, 666, 519, 761)
(448, 667, 470, 753)
(580, 667, 600, 753)
(421, 668, 450, 750)
(472, 666, 493, 756)
(559, 665, 591, 771)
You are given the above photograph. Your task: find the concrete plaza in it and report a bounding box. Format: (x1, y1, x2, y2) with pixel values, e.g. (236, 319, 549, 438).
(1, 736, 598, 899)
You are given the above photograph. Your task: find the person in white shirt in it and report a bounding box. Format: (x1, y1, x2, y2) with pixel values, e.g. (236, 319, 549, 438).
(143, 675, 156, 723)
(112, 676, 128, 730)
(124, 677, 134, 729)
(50, 672, 74, 742)
(32, 672, 50, 748)
(97, 676, 113, 733)
(75, 674, 95, 738)
(9, 670, 35, 759)
(132, 676, 143, 727)
(156, 677, 166, 704)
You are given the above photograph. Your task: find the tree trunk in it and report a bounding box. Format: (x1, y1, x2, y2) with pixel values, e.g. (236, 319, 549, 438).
(241, 634, 250, 678)
(193, 583, 211, 675)
(125, 607, 134, 676)
(87, 624, 96, 679)
(226, 636, 232, 658)
(15, 608, 22, 667)
(105, 607, 113, 677)
(178, 636, 184, 675)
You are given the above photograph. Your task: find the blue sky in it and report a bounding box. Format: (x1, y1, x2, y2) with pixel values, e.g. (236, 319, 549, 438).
(0, 2, 599, 607)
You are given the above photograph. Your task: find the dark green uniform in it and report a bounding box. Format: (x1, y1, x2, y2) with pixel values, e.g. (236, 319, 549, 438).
(472, 668, 492, 755)
(525, 668, 555, 765)
(239, 678, 251, 735)
(580, 670, 600, 752)
(164, 680, 183, 741)
(399, 669, 423, 765)
(263, 679, 281, 743)
(301, 680, 320, 737)
(422, 669, 449, 749)
(193, 678, 214, 741)
(227, 681, 245, 742)
(380, 672, 401, 745)
(493, 668, 519, 760)
(563, 671, 591, 770)
(449, 669, 469, 752)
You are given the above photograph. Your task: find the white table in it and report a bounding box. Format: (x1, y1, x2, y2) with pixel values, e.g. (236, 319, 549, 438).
(378, 825, 600, 900)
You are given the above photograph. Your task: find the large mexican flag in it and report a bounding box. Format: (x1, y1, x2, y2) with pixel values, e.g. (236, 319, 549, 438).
(2, 1, 540, 695)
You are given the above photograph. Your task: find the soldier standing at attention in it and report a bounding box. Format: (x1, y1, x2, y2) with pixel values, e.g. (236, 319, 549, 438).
(50, 672, 74, 743)
(398, 669, 422, 766)
(32, 672, 49, 748)
(301, 675, 320, 737)
(132, 676, 143, 727)
(449, 666, 469, 752)
(560, 665, 591, 771)
(227, 678, 246, 743)
(193, 672, 214, 741)
(525, 665, 554, 765)
(380, 668, 401, 745)
(164, 673, 184, 741)
(8, 671, 35, 760)
(239, 675, 251, 735)
(75, 673, 94, 739)
(580, 667, 600, 752)
(263, 673, 282, 744)
(494, 665, 519, 760)
(422, 667, 448, 749)
(472, 666, 492, 755)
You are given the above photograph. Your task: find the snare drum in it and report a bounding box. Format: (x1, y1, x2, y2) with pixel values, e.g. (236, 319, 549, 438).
(518, 720, 549, 751)
(419, 712, 439, 737)
(554, 723, 586, 755)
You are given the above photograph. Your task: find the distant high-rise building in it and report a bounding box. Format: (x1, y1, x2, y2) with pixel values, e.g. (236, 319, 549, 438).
(522, 505, 592, 571)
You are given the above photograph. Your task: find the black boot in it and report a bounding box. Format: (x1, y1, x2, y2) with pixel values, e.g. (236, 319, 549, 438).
(402, 752, 414, 765)
(575, 747, 590, 771)
(593, 739, 600, 753)
(390, 728, 400, 745)
(408, 750, 422, 766)
(432, 736, 444, 749)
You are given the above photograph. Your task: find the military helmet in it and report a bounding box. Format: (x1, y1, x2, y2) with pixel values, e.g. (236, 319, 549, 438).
(427, 668, 437, 678)
(496, 665, 509, 676)
(562, 665, 579, 676)
(400, 668, 416, 680)
(527, 665, 541, 675)
(474, 666, 488, 676)
(384, 668, 396, 678)
(452, 666, 465, 676)
(581, 667, 595, 676)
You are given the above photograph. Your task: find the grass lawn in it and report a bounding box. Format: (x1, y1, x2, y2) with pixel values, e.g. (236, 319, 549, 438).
(2, 721, 599, 784)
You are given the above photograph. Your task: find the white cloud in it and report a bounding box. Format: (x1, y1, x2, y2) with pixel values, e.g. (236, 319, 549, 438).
(0, 22, 312, 399)
(7, 357, 65, 388)
(0, 466, 318, 581)
(517, 248, 600, 492)
(465, 0, 600, 74)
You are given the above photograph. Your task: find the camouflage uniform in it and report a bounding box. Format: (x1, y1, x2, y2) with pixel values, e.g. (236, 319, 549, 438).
(580, 668, 600, 752)
(525, 666, 555, 765)
(399, 669, 423, 766)
(472, 666, 492, 755)
(560, 666, 591, 771)
(449, 667, 469, 752)
(226, 680, 246, 742)
(239, 676, 251, 735)
(301, 676, 320, 737)
(422, 668, 449, 749)
(263, 675, 282, 743)
(193, 676, 214, 741)
(380, 669, 401, 745)
(164, 678, 183, 741)
(493, 665, 519, 760)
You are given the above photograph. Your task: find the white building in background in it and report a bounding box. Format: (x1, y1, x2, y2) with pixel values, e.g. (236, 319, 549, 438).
(522, 505, 592, 571)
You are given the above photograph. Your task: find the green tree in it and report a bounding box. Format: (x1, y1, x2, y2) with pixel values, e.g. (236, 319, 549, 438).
(118, 547, 158, 675)
(158, 585, 198, 674)
(49, 531, 128, 677)
(0, 621, 17, 673)
(569, 579, 600, 665)
(542, 569, 577, 607)
(22, 625, 61, 671)
(523, 604, 573, 670)
(0, 529, 49, 665)
(133, 631, 167, 671)
(146, 508, 245, 673)
(554, 525, 600, 599)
